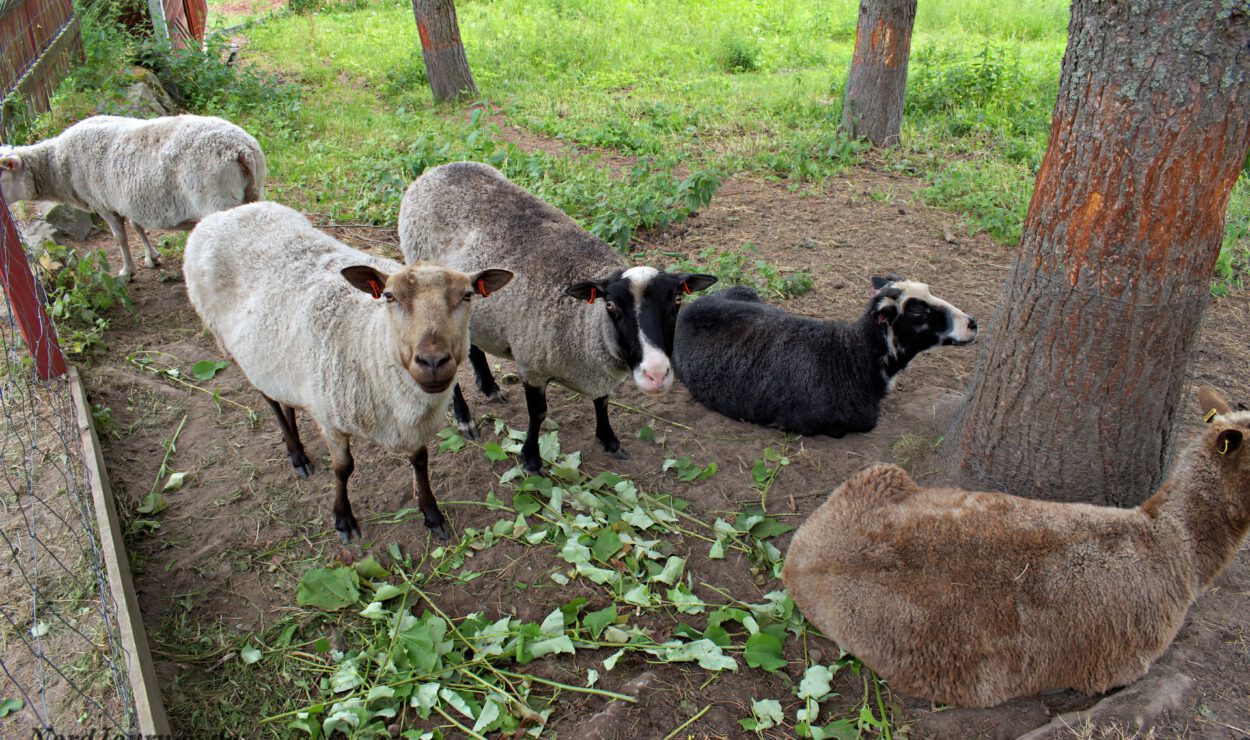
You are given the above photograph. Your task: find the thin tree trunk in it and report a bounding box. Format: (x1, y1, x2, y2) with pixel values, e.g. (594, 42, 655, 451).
(950, 0, 1250, 506)
(840, 0, 916, 148)
(411, 0, 477, 103)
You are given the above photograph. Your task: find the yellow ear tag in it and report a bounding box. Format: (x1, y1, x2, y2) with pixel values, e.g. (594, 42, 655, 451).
(1204, 409, 1218, 424)
(1218, 437, 1231, 455)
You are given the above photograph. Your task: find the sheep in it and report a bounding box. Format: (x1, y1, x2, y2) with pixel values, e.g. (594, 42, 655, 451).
(781, 385, 1250, 708)
(184, 202, 513, 542)
(672, 276, 977, 437)
(399, 161, 717, 473)
(0, 114, 267, 280)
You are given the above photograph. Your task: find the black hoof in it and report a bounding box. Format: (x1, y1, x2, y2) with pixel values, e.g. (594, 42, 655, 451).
(336, 517, 362, 543)
(610, 447, 630, 460)
(485, 390, 508, 404)
(458, 421, 480, 442)
(291, 454, 313, 479)
(522, 457, 543, 475)
(427, 521, 451, 541)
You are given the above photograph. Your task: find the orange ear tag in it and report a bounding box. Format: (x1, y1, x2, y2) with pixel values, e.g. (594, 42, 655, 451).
(682, 282, 693, 295)
(477, 278, 488, 297)
(368, 279, 382, 299)
(588, 287, 596, 304)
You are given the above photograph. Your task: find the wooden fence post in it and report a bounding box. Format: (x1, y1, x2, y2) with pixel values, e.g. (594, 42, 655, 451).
(0, 193, 66, 380)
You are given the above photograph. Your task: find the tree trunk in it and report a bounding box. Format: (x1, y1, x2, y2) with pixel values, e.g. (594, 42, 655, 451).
(411, 0, 477, 103)
(840, 0, 916, 148)
(950, 0, 1250, 506)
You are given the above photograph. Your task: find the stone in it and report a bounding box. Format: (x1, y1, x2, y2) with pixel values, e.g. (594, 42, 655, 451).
(119, 66, 178, 118)
(43, 202, 95, 242)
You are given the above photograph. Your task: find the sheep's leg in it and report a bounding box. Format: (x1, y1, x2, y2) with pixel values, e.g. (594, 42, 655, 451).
(594, 396, 629, 459)
(451, 383, 480, 441)
(130, 223, 162, 269)
(263, 395, 313, 478)
(469, 344, 506, 402)
(324, 430, 361, 543)
(410, 446, 450, 541)
(99, 211, 135, 280)
(521, 383, 548, 474)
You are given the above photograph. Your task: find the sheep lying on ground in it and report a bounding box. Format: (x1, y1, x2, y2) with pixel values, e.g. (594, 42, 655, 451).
(673, 277, 977, 436)
(184, 202, 512, 542)
(400, 161, 716, 473)
(0, 114, 266, 279)
(782, 386, 1250, 708)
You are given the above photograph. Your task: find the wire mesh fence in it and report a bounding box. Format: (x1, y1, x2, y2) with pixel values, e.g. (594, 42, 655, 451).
(0, 193, 139, 733)
(0, 0, 81, 140)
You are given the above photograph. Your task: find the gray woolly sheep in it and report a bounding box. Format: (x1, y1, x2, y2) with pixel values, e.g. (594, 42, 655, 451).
(673, 277, 977, 436)
(184, 202, 512, 542)
(782, 386, 1250, 708)
(0, 114, 266, 279)
(399, 161, 716, 473)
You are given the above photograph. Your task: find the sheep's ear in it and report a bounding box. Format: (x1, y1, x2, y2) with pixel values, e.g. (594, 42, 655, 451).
(870, 274, 904, 293)
(565, 280, 608, 304)
(1199, 385, 1232, 422)
(676, 273, 718, 294)
(341, 265, 390, 300)
(469, 268, 514, 297)
(0, 155, 20, 172)
(1215, 428, 1243, 456)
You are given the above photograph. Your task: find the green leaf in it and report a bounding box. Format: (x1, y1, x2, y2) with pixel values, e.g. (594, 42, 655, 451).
(483, 442, 508, 462)
(529, 635, 576, 658)
(621, 583, 652, 606)
(190, 359, 230, 381)
(798, 664, 835, 701)
(512, 492, 541, 516)
(137, 492, 167, 514)
(240, 644, 262, 664)
(602, 648, 625, 670)
(744, 632, 788, 672)
(297, 567, 361, 611)
(372, 583, 407, 601)
(0, 698, 23, 717)
(650, 556, 686, 585)
(709, 538, 726, 559)
(749, 699, 783, 730)
(353, 556, 390, 580)
(591, 529, 622, 562)
(647, 639, 737, 672)
(583, 604, 617, 640)
(637, 425, 655, 442)
(749, 517, 794, 540)
(162, 471, 188, 492)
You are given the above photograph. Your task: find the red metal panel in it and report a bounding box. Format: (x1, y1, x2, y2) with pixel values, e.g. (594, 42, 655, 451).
(0, 191, 65, 380)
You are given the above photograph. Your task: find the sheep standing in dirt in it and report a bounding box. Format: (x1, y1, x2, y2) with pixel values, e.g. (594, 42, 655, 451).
(0, 114, 267, 280)
(782, 386, 1250, 708)
(673, 276, 977, 436)
(399, 161, 716, 473)
(184, 202, 513, 542)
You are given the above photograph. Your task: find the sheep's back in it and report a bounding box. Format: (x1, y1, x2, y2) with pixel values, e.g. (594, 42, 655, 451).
(783, 464, 1195, 707)
(58, 115, 261, 228)
(674, 292, 876, 433)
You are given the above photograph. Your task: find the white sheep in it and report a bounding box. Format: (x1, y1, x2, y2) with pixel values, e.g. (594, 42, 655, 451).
(782, 386, 1250, 708)
(1, 114, 267, 280)
(184, 202, 512, 541)
(399, 162, 716, 473)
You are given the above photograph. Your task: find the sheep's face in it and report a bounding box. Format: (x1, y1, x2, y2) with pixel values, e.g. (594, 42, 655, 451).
(342, 263, 514, 394)
(870, 277, 978, 359)
(0, 152, 35, 204)
(1198, 385, 1250, 504)
(566, 267, 717, 395)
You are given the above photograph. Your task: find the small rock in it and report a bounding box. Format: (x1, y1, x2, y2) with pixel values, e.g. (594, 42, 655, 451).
(19, 220, 59, 251)
(44, 202, 95, 242)
(121, 66, 178, 117)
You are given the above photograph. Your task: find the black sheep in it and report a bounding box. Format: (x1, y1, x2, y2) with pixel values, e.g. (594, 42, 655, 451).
(673, 277, 977, 437)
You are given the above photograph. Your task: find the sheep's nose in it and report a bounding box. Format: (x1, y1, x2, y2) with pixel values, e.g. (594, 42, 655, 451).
(643, 367, 670, 385)
(968, 317, 978, 332)
(415, 352, 451, 372)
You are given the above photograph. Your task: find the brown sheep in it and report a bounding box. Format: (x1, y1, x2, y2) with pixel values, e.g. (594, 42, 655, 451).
(781, 386, 1250, 708)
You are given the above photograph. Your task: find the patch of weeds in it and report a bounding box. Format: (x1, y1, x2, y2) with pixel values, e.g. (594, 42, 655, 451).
(891, 433, 944, 474)
(1213, 174, 1250, 296)
(753, 129, 867, 181)
(662, 455, 718, 483)
(908, 44, 1024, 115)
(355, 112, 721, 248)
(128, 350, 257, 421)
(713, 32, 762, 73)
(751, 445, 791, 512)
(921, 159, 1031, 244)
(157, 232, 187, 258)
(32, 241, 132, 357)
(91, 402, 115, 436)
(671, 243, 813, 300)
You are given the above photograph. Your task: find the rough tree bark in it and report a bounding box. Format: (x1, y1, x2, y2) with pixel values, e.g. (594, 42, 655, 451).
(840, 0, 917, 147)
(411, 0, 477, 102)
(951, 0, 1250, 506)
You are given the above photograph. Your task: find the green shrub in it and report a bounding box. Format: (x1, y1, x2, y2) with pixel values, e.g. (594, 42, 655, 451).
(672, 243, 813, 300)
(34, 242, 132, 357)
(135, 34, 299, 120)
(714, 33, 762, 73)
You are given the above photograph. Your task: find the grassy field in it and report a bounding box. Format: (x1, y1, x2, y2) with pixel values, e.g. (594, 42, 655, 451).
(17, 0, 1250, 736)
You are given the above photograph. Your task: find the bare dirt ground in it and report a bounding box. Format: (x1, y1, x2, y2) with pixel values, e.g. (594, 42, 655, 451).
(74, 158, 1250, 738)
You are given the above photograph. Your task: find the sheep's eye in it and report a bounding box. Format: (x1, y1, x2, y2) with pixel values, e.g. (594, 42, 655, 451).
(463, 291, 474, 303)
(605, 299, 619, 315)
(906, 301, 928, 315)
(383, 290, 395, 302)
(674, 293, 683, 305)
